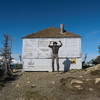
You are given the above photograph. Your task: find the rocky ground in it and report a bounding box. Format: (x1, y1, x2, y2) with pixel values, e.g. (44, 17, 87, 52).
(0, 64, 100, 100)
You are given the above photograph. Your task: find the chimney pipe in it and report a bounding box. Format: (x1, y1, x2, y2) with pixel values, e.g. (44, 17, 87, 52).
(60, 24, 64, 34)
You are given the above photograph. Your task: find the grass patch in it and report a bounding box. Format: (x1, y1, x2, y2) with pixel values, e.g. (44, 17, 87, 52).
(0, 69, 4, 76)
(0, 82, 5, 90)
(25, 91, 48, 100)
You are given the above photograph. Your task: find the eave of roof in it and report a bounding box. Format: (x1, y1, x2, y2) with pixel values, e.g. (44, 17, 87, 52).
(22, 27, 81, 39)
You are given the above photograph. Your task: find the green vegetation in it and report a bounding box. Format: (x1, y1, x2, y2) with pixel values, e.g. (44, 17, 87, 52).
(0, 68, 4, 76)
(0, 82, 5, 90)
(25, 91, 48, 100)
(14, 64, 22, 69)
(92, 56, 100, 65)
(0, 82, 5, 87)
(0, 34, 13, 76)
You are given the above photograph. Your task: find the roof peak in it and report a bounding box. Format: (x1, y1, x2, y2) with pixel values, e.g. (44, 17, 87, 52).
(22, 26, 81, 39)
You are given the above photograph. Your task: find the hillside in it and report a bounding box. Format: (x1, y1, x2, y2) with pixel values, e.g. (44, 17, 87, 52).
(0, 64, 100, 100)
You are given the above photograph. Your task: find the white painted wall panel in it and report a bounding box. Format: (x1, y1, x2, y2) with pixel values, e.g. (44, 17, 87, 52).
(23, 38, 81, 59)
(23, 59, 52, 71)
(23, 39, 39, 58)
(23, 58, 82, 72)
(22, 38, 82, 71)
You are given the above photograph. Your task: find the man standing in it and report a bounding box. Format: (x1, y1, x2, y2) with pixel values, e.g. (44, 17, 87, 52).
(48, 41, 63, 72)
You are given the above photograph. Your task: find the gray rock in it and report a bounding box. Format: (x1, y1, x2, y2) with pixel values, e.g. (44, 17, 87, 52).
(71, 79, 83, 84)
(89, 88, 94, 91)
(51, 81, 56, 85)
(95, 78, 100, 84)
(31, 84, 36, 88)
(73, 85, 83, 90)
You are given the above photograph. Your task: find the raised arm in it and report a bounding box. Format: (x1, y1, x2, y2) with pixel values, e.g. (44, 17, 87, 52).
(48, 41, 52, 48)
(59, 41, 63, 47)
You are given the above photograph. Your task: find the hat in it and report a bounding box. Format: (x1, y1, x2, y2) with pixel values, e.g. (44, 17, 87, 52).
(53, 42, 57, 44)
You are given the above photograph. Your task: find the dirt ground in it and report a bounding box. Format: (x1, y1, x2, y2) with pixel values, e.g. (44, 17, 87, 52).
(0, 65, 100, 100)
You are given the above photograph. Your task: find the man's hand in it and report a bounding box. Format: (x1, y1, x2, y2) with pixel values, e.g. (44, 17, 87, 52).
(49, 41, 53, 45)
(59, 41, 62, 44)
(59, 41, 63, 47)
(48, 41, 53, 48)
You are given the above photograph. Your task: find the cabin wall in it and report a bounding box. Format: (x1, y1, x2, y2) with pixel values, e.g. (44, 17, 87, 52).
(22, 38, 81, 58)
(23, 58, 82, 71)
(22, 38, 82, 71)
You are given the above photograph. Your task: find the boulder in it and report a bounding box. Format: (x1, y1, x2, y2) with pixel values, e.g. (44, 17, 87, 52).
(60, 77, 84, 91)
(16, 83, 20, 88)
(31, 84, 36, 88)
(71, 79, 83, 84)
(51, 81, 56, 85)
(95, 78, 100, 84)
(73, 85, 83, 90)
(70, 79, 84, 90)
(85, 64, 100, 74)
(27, 81, 31, 84)
(89, 88, 94, 91)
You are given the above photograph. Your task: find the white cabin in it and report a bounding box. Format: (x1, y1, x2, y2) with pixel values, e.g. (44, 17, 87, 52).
(22, 24, 82, 72)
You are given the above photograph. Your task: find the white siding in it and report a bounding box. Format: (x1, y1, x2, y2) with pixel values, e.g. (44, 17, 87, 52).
(22, 38, 82, 71)
(23, 58, 82, 72)
(23, 38, 81, 59)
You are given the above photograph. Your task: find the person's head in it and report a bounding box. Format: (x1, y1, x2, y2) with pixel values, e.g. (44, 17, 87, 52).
(53, 42, 57, 46)
(66, 57, 69, 60)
